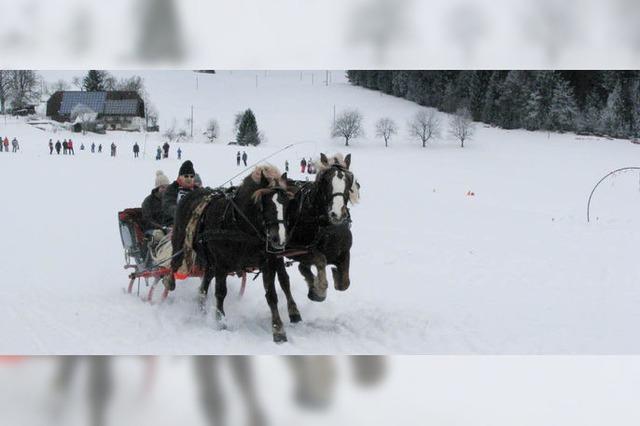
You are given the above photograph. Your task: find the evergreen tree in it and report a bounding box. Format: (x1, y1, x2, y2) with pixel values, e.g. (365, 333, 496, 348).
(524, 90, 544, 130)
(405, 72, 424, 104)
(577, 92, 602, 134)
(468, 71, 489, 121)
(236, 109, 260, 146)
(83, 70, 107, 92)
(365, 71, 379, 90)
(600, 81, 625, 137)
(376, 71, 393, 94)
(482, 72, 503, 125)
(391, 71, 409, 98)
(548, 79, 578, 132)
(496, 71, 531, 129)
(531, 71, 558, 130)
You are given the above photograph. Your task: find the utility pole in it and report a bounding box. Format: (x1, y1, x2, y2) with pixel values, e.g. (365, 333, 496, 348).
(190, 105, 194, 138)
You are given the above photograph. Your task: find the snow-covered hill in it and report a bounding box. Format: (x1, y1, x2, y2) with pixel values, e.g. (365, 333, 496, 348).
(1, 70, 639, 354)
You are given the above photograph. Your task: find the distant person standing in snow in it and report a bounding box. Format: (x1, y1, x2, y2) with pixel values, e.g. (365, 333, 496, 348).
(285, 160, 289, 173)
(111, 142, 117, 157)
(68, 139, 74, 155)
(156, 146, 162, 160)
(55, 140, 62, 154)
(236, 151, 241, 166)
(0, 136, 3, 152)
(91, 142, 95, 153)
(300, 158, 306, 173)
(11, 137, 19, 152)
(163, 141, 170, 159)
(98, 144, 102, 153)
(80, 143, 85, 151)
(62, 140, 68, 155)
(242, 151, 248, 166)
(49, 139, 54, 154)
(133, 142, 140, 158)
(177, 147, 182, 160)
(3, 137, 8, 152)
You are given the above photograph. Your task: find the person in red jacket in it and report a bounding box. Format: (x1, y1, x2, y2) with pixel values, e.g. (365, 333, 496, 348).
(3, 137, 8, 152)
(68, 139, 75, 155)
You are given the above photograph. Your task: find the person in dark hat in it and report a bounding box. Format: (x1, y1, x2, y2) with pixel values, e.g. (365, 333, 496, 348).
(161, 160, 196, 227)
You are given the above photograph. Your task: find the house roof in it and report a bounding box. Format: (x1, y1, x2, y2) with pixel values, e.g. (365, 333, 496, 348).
(48, 91, 144, 117)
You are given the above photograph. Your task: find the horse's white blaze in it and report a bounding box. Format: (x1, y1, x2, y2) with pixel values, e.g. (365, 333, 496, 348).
(331, 174, 346, 218)
(273, 193, 286, 245)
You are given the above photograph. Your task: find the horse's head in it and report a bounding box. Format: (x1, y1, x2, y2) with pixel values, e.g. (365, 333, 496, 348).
(252, 170, 293, 252)
(317, 153, 360, 225)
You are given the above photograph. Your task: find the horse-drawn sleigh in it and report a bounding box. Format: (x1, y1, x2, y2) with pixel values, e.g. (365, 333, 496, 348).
(118, 154, 360, 342)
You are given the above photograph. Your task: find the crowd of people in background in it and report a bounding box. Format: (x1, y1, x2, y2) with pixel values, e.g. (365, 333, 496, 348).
(43, 139, 185, 160)
(1, 136, 19, 153)
(300, 157, 316, 174)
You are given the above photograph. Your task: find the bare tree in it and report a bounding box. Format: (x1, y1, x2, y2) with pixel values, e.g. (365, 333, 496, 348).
(8, 70, 40, 110)
(146, 104, 159, 128)
(176, 128, 188, 142)
(449, 107, 475, 148)
(205, 119, 220, 142)
(331, 109, 363, 146)
(375, 117, 398, 147)
(408, 109, 441, 147)
(50, 79, 70, 93)
(72, 76, 84, 90)
(163, 121, 177, 142)
(0, 70, 10, 114)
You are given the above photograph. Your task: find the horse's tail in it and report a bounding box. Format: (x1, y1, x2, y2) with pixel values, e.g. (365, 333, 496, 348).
(171, 188, 216, 273)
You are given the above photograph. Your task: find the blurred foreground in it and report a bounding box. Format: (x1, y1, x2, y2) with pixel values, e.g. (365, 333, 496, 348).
(1, 356, 640, 426)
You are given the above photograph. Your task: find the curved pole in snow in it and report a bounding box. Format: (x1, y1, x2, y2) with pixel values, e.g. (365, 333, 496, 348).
(586, 166, 640, 222)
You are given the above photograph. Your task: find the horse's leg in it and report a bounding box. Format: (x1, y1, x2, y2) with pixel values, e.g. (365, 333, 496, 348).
(199, 267, 215, 313)
(193, 357, 225, 426)
(303, 254, 328, 302)
(286, 356, 336, 409)
(87, 356, 111, 426)
(332, 251, 351, 291)
(214, 271, 228, 327)
(263, 261, 287, 343)
(228, 357, 266, 426)
(298, 262, 316, 288)
(276, 259, 301, 323)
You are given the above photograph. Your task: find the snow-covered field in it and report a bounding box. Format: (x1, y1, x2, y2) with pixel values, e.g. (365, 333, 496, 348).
(1, 70, 640, 354)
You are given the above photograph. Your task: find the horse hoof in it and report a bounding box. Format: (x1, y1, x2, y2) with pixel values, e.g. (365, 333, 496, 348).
(307, 290, 326, 302)
(215, 310, 227, 329)
(273, 332, 288, 343)
(289, 313, 302, 323)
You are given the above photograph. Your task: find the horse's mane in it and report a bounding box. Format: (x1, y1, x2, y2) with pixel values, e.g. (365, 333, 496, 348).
(242, 164, 289, 203)
(316, 153, 348, 172)
(248, 164, 286, 188)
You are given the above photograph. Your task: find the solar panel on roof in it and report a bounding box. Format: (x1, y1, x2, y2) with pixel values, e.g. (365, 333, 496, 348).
(104, 99, 139, 115)
(59, 92, 106, 115)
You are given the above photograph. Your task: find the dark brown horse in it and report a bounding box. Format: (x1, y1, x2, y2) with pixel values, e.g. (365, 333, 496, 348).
(281, 153, 360, 302)
(172, 165, 299, 343)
